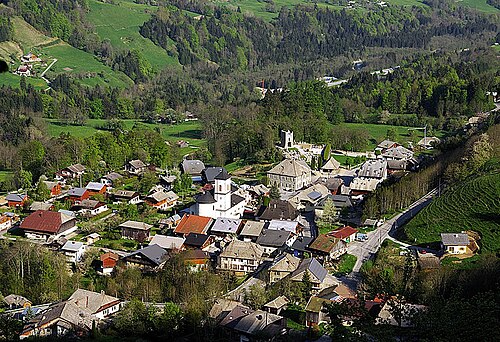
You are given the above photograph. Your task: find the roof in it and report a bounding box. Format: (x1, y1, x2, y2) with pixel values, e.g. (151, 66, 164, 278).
(387, 159, 407, 170)
(267, 220, 299, 233)
(210, 217, 242, 234)
(321, 177, 343, 191)
(68, 187, 87, 197)
(240, 221, 265, 237)
(219, 305, 253, 329)
(330, 226, 358, 239)
(377, 140, 397, 149)
(68, 289, 120, 314)
(20, 211, 74, 234)
(382, 146, 413, 160)
(58, 209, 76, 217)
(233, 310, 283, 335)
(113, 190, 139, 199)
(268, 159, 311, 178)
(3, 294, 30, 306)
(174, 214, 212, 235)
(65, 164, 86, 173)
(203, 167, 225, 183)
(418, 137, 440, 147)
(291, 235, 315, 252)
(182, 159, 205, 175)
(377, 301, 427, 327)
(42, 180, 59, 189)
(86, 182, 106, 192)
(319, 194, 352, 208)
(124, 244, 169, 266)
(100, 252, 119, 262)
(87, 233, 100, 239)
(29, 201, 53, 211)
(290, 184, 330, 207)
(358, 159, 387, 179)
(150, 235, 185, 250)
(441, 233, 469, 246)
(256, 229, 291, 247)
(182, 249, 210, 260)
(128, 159, 146, 169)
(350, 178, 381, 192)
(209, 299, 241, 320)
(214, 168, 231, 180)
(61, 240, 85, 252)
(290, 258, 328, 283)
(220, 240, 264, 260)
(77, 199, 103, 209)
(259, 200, 299, 221)
(196, 191, 217, 204)
(103, 172, 122, 181)
(322, 158, 340, 171)
(119, 220, 153, 231)
(269, 253, 301, 273)
(6, 193, 27, 202)
(183, 233, 210, 247)
(231, 194, 245, 206)
(264, 296, 289, 309)
(147, 190, 179, 203)
(249, 184, 270, 196)
(305, 296, 332, 313)
(309, 234, 344, 254)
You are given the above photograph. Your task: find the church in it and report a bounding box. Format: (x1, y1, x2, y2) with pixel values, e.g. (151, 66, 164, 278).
(189, 168, 247, 219)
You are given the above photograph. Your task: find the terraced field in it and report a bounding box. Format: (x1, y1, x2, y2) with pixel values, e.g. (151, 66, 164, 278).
(403, 171, 500, 252)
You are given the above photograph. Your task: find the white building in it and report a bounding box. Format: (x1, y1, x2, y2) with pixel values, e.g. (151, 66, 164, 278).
(61, 241, 86, 263)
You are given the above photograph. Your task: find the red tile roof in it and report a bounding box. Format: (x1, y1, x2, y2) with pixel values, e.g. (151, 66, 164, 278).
(174, 214, 212, 236)
(20, 210, 72, 234)
(329, 226, 358, 239)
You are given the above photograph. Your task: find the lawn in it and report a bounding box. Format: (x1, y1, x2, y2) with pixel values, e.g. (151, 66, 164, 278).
(403, 171, 500, 252)
(334, 253, 357, 276)
(457, 0, 499, 13)
(87, 0, 179, 71)
(0, 72, 48, 90)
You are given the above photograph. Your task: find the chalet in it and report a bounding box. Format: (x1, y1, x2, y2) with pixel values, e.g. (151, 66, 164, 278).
(119, 220, 152, 241)
(267, 159, 312, 192)
(320, 177, 344, 195)
(3, 295, 31, 310)
(149, 234, 185, 250)
(122, 244, 169, 271)
(60, 241, 86, 263)
(267, 219, 301, 235)
(158, 214, 182, 231)
(376, 140, 398, 152)
(349, 177, 381, 195)
(67, 187, 89, 203)
(21, 52, 41, 63)
(6, 193, 28, 208)
(20, 210, 77, 241)
(100, 172, 123, 187)
(358, 159, 388, 180)
(159, 174, 176, 190)
(308, 234, 347, 262)
(85, 182, 107, 196)
(257, 229, 294, 256)
(258, 199, 299, 221)
(305, 297, 334, 327)
(210, 217, 242, 236)
(269, 253, 301, 283)
(209, 298, 241, 322)
(0, 214, 13, 231)
(56, 164, 86, 180)
(239, 220, 265, 242)
(321, 158, 341, 177)
(29, 201, 54, 212)
(42, 181, 62, 196)
(289, 183, 330, 211)
(387, 159, 408, 173)
(173, 214, 212, 237)
(218, 240, 264, 275)
(181, 159, 205, 176)
(441, 233, 475, 255)
(68, 289, 121, 319)
(315, 194, 353, 214)
(183, 233, 214, 250)
(112, 190, 140, 204)
(71, 199, 108, 217)
(145, 190, 178, 211)
(182, 249, 210, 271)
(86, 233, 100, 245)
(288, 258, 331, 293)
(382, 145, 414, 161)
(264, 296, 289, 315)
(330, 226, 358, 243)
(125, 159, 147, 175)
(16, 65, 31, 76)
(99, 252, 119, 275)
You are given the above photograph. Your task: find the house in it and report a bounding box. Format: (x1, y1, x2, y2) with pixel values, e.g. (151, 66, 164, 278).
(267, 159, 312, 192)
(56, 163, 86, 179)
(29, 201, 54, 212)
(119, 220, 152, 241)
(256, 229, 294, 256)
(112, 190, 141, 204)
(288, 258, 330, 292)
(267, 219, 301, 235)
(441, 233, 474, 255)
(418, 137, 440, 149)
(258, 199, 299, 221)
(85, 182, 107, 196)
(60, 241, 86, 263)
(190, 169, 247, 219)
(387, 159, 408, 173)
(376, 140, 398, 152)
(183, 233, 214, 250)
(280, 130, 294, 148)
(330, 226, 358, 243)
(67, 187, 89, 203)
(289, 183, 330, 211)
(239, 220, 265, 242)
(21, 52, 41, 63)
(248, 184, 270, 199)
(68, 289, 121, 319)
(181, 159, 205, 176)
(6, 193, 28, 208)
(210, 217, 242, 236)
(202, 166, 226, 183)
(16, 65, 31, 76)
(174, 214, 212, 237)
(99, 252, 119, 275)
(305, 296, 334, 327)
(382, 145, 414, 161)
(350, 177, 382, 195)
(264, 296, 289, 315)
(218, 240, 264, 275)
(20, 210, 77, 241)
(150, 234, 185, 250)
(145, 190, 179, 211)
(86, 233, 100, 245)
(158, 214, 182, 231)
(376, 300, 426, 327)
(308, 234, 347, 262)
(269, 253, 301, 283)
(182, 249, 211, 271)
(3, 295, 31, 310)
(320, 177, 344, 195)
(358, 159, 388, 180)
(125, 159, 147, 174)
(315, 195, 353, 215)
(122, 244, 170, 271)
(0, 214, 13, 231)
(100, 172, 123, 187)
(42, 181, 62, 196)
(71, 199, 108, 217)
(321, 158, 341, 177)
(159, 174, 177, 190)
(209, 298, 241, 322)
(290, 235, 315, 258)
(232, 310, 286, 339)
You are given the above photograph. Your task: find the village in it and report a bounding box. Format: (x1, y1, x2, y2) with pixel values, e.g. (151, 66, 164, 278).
(0, 120, 485, 341)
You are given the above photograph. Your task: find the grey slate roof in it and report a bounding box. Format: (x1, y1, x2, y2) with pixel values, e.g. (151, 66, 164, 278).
(233, 310, 283, 335)
(66, 163, 86, 173)
(29, 201, 53, 211)
(214, 168, 231, 180)
(6, 193, 27, 202)
(182, 159, 205, 175)
(220, 240, 264, 259)
(119, 220, 152, 231)
(291, 236, 315, 252)
(128, 159, 146, 169)
(240, 221, 265, 237)
(68, 187, 87, 197)
(318, 194, 353, 208)
(441, 233, 469, 246)
(268, 158, 311, 177)
(69, 289, 120, 314)
(202, 167, 227, 183)
(259, 200, 299, 221)
(231, 194, 245, 206)
(103, 172, 122, 181)
(210, 217, 242, 234)
(358, 159, 387, 179)
(125, 244, 169, 266)
(290, 258, 327, 283)
(61, 240, 85, 252)
(147, 190, 178, 203)
(86, 182, 105, 191)
(196, 191, 216, 204)
(256, 229, 291, 247)
(267, 220, 299, 233)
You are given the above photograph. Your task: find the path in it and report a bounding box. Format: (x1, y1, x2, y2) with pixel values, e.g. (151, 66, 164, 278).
(40, 58, 57, 79)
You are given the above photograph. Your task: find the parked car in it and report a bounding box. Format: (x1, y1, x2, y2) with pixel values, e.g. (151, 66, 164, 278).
(356, 233, 368, 242)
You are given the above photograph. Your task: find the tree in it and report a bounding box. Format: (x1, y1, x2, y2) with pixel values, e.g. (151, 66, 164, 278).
(301, 271, 312, 301)
(138, 171, 157, 194)
(244, 284, 267, 310)
(30, 180, 50, 201)
(15, 169, 32, 190)
(269, 184, 280, 200)
(386, 128, 397, 141)
(317, 198, 337, 230)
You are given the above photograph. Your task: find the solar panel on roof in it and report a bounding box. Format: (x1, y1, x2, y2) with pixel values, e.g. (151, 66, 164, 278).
(307, 191, 322, 200)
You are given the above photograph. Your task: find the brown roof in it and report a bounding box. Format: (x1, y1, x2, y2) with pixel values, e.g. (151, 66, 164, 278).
(330, 226, 358, 239)
(100, 252, 119, 262)
(20, 210, 74, 234)
(174, 214, 212, 235)
(309, 234, 342, 254)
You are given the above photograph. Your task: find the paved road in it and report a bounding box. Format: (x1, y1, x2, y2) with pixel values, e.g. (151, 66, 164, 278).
(342, 188, 438, 289)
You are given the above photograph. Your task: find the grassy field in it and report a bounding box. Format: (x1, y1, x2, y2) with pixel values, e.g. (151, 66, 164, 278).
(458, 0, 499, 13)
(0, 171, 13, 183)
(87, 0, 179, 71)
(403, 171, 500, 252)
(45, 119, 204, 147)
(334, 253, 357, 276)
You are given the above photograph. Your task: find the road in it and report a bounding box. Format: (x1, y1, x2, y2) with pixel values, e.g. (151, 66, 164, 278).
(342, 188, 438, 289)
(40, 58, 57, 78)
